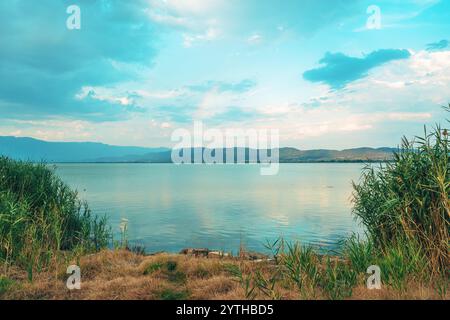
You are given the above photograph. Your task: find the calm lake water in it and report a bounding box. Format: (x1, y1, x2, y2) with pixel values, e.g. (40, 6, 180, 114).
(55, 163, 366, 254)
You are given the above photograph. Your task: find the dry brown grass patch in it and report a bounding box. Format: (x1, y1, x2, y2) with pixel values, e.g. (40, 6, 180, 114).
(1, 249, 447, 300)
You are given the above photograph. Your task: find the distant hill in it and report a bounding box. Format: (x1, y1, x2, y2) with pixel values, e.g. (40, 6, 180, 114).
(278, 147, 396, 162)
(0, 136, 396, 163)
(132, 147, 395, 163)
(0, 136, 168, 162)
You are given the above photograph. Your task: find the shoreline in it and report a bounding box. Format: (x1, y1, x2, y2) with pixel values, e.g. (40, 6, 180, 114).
(48, 160, 392, 164)
(2, 249, 446, 300)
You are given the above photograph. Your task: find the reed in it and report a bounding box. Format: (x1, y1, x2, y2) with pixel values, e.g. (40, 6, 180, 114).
(0, 157, 110, 274)
(352, 105, 449, 275)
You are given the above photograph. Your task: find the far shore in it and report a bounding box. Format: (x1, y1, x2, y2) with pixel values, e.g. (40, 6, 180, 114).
(48, 160, 392, 164)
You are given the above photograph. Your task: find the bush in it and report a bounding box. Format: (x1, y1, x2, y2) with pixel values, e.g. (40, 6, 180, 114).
(143, 262, 163, 275)
(0, 157, 110, 271)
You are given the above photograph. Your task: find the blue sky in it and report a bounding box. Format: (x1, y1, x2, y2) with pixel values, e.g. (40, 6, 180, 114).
(0, 0, 449, 149)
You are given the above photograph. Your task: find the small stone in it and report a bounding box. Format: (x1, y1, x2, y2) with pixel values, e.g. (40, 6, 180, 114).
(207, 251, 224, 258)
(240, 251, 269, 261)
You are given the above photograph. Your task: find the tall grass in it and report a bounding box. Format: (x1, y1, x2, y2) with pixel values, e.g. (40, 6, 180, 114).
(232, 239, 359, 300)
(0, 157, 110, 274)
(352, 106, 449, 275)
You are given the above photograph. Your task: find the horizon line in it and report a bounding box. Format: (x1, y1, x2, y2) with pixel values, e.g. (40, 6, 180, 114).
(0, 135, 399, 151)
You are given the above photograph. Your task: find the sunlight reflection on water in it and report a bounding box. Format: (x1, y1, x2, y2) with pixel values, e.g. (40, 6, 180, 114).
(55, 163, 366, 254)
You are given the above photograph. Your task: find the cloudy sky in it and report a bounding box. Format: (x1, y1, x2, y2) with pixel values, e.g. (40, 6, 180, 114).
(0, 0, 449, 149)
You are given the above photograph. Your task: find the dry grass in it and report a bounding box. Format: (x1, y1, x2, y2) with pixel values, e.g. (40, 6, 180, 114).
(1, 249, 447, 300)
(1, 250, 241, 300)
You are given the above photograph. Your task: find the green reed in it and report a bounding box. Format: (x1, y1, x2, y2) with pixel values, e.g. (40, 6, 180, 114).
(0, 157, 110, 274)
(352, 105, 449, 275)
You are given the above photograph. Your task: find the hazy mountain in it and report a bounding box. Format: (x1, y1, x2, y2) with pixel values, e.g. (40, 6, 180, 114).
(0, 136, 396, 163)
(278, 147, 396, 162)
(135, 147, 394, 163)
(0, 136, 169, 162)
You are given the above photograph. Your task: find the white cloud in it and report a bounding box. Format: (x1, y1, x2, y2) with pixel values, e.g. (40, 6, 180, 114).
(252, 105, 431, 139)
(76, 86, 134, 106)
(134, 89, 185, 99)
(149, 0, 225, 16)
(4, 119, 92, 141)
(147, 0, 225, 33)
(247, 33, 262, 45)
(183, 28, 220, 47)
(147, 11, 191, 28)
(160, 122, 172, 129)
(5, 116, 172, 147)
(194, 89, 234, 119)
(345, 50, 450, 107)
(147, 0, 229, 47)
(294, 50, 449, 115)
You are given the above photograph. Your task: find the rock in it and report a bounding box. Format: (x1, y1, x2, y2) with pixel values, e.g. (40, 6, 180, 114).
(180, 248, 209, 257)
(180, 248, 269, 260)
(207, 251, 221, 258)
(239, 251, 269, 261)
(148, 251, 166, 256)
(180, 248, 232, 258)
(207, 251, 230, 258)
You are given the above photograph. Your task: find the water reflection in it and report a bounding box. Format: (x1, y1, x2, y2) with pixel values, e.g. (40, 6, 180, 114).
(55, 163, 365, 254)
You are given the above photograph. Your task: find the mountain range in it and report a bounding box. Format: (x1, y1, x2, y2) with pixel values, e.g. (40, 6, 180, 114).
(0, 136, 396, 163)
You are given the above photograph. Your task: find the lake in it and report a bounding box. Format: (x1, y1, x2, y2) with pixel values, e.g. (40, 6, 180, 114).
(55, 163, 366, 254)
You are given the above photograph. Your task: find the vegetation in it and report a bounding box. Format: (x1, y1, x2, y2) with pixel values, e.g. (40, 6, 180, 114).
(0, 106, 448, 300)
(0, 250, 445, 300)
(223, 231, 445, 300)
(352, 114, 449, 275)
(0, 276, 15, 295)
(0, 157, 110, 277)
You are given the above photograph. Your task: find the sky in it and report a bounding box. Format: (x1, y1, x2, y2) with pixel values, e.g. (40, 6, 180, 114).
(0, 0, 449, 149)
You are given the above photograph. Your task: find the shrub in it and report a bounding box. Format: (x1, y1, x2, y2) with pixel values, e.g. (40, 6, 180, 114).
(166, 260, 177, 272)
(159, 289, 189, 300)
(0, 276, 15, 296)
(143, 262, 163, 275)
